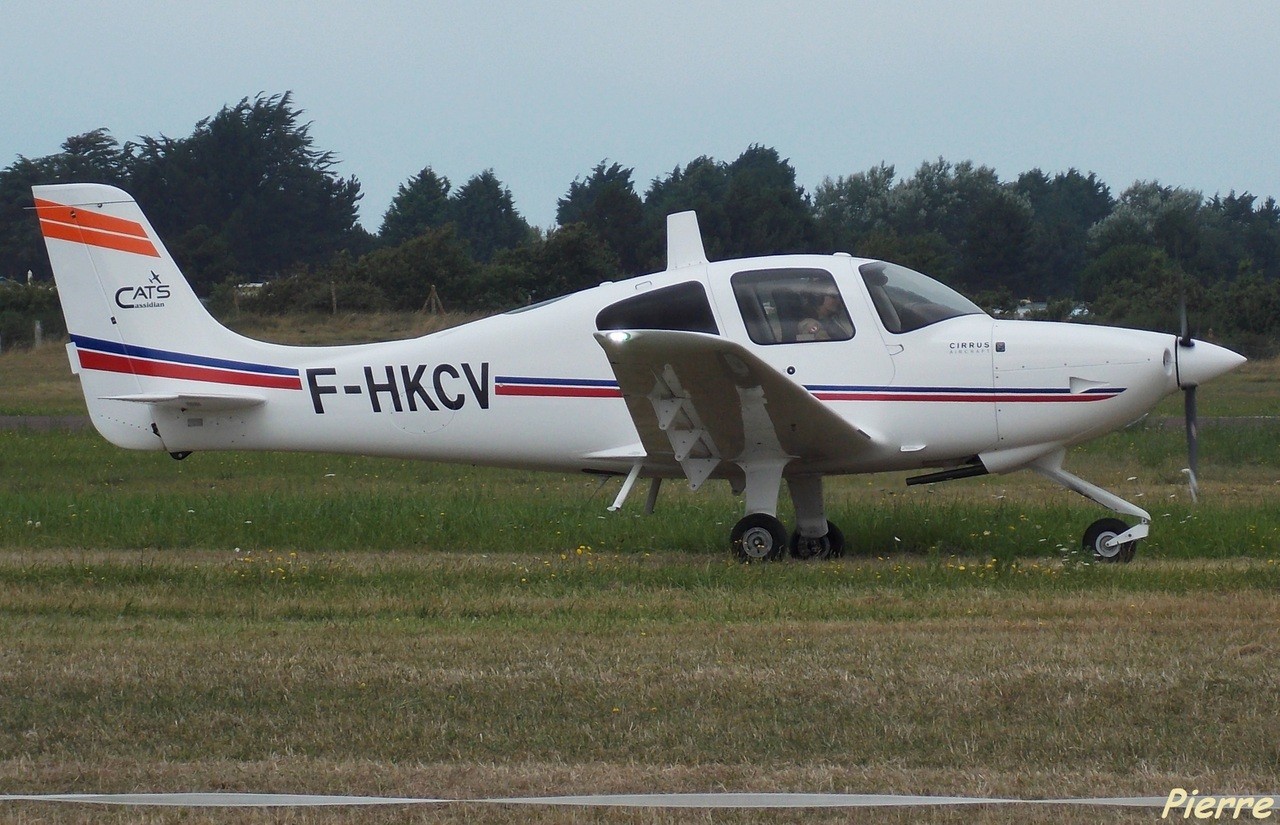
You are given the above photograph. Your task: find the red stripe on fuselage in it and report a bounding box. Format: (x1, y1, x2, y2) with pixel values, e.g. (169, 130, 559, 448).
(812, 392, 1114, 403)
(495, 385, 623, 398)
(77, 350, 302, 390)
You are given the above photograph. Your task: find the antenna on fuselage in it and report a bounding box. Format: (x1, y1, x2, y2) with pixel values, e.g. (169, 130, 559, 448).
(666, 211, 708, 270)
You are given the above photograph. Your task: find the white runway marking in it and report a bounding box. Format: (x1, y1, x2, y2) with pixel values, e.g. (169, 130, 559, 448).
(0, 791, 1223, 809)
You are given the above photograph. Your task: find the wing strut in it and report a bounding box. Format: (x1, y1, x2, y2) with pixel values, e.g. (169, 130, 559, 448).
(608, 462, 644, 512)
(608, 469, 663, 515)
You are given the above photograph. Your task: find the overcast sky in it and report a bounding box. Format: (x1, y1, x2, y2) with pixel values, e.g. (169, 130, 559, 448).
(4, 1, 1278, 231)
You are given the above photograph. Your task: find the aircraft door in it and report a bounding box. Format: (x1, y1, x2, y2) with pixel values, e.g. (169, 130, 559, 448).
(710, 263, 895, 390)
(855, 261, 999, 457)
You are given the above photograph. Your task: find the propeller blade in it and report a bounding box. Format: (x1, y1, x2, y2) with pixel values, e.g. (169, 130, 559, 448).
(1183, 384, 1199, 503)
(1179, 295, 1189, 344)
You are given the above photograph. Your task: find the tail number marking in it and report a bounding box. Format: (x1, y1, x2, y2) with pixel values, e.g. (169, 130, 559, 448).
(306, 363, 490, 415)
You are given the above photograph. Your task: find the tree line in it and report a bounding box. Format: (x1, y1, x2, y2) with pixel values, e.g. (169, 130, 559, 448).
(2, 92, 1278, 355)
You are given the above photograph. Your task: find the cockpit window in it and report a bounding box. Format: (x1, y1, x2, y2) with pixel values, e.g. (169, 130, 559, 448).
(595, 281, 719, 334)
(731, 268, 854, 345)
(859, 261, 984, 333)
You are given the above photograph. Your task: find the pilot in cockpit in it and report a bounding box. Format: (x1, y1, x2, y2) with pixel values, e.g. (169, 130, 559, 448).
(795, 286, 852, 341)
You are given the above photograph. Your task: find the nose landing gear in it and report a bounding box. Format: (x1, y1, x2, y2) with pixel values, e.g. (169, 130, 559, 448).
(1029, 449, 1148, 564)
(1083, 517, 1138, 563)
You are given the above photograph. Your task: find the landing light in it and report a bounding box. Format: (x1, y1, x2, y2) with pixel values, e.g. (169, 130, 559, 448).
(607, 331, 631, 343)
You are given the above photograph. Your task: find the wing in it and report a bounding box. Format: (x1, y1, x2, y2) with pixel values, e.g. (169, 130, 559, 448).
(594, 330, 877, 487)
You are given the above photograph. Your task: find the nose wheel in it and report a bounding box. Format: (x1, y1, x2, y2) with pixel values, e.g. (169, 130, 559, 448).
(1083, 517, 1138, 563)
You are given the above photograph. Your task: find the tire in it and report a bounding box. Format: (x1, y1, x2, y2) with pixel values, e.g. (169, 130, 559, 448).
(732, 513, 787, 563)
(1083, 517, 1137, 563)
(790, 520, 846, 560)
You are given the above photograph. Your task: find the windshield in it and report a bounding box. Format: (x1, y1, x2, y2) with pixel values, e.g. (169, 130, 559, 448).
(859, 261, 985, 333)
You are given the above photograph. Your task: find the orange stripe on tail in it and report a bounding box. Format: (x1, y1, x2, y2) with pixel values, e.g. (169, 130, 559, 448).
(34, 198, 160, 257)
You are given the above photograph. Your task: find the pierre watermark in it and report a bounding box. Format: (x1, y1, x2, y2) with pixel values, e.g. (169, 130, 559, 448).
(1162, 789, 1276, 820)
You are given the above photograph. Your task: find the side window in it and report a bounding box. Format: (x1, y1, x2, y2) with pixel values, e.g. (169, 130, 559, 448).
(731, 268, 855, 345)
(595, 281, 719, 334)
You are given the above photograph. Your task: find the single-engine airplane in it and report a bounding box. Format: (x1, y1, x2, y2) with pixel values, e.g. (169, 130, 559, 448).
(34, 183, 1245, 562)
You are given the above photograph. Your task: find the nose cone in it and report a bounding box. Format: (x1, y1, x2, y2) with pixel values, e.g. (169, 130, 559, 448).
(1176, 339, 1247, 388)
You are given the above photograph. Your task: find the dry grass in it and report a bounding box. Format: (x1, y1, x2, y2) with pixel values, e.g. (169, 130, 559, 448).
(2, 552, 1279, 823)
(0, 343, 85, 416)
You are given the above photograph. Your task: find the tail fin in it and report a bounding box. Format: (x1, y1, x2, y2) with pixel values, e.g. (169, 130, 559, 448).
(33, 183, 297, 449)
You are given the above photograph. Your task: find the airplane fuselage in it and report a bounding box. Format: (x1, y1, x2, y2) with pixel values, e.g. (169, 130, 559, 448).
(101, 252, 1183, 480)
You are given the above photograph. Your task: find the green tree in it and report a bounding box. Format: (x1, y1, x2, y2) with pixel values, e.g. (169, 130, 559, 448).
(722, 145, 817, 258)
(0, 156, 56, 282)
(1080, 243, 1192, 332)
(379, 166, 452, 246)
(227, 255, 388, 316)
(57, 129, 131, 183)
(957, 184, 1033, 294)
(557, 161, 645, 273)
(1196, 192, 1280, 283)
(0, 280, 64, 347)
(128, 92, 368, 292)
(882, 159, 1032, 292)
(813, 163, 897, 252)
(1207, 272, 1280, 356)
(473, 223, 620, 311)
(640, 147, 816, 269)
(449, 170, 531, 262)
(857, 229, 958, 284)
(359, 225, 478, 311)
(1015, 169, 1114, 297)
(1089, 181, 1203, 272)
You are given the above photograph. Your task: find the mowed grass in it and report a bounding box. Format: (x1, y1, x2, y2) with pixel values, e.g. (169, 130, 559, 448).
(4, 419, 1278, 559)
(3, 552, 1280, 824)
(0, 331, 1278, 823)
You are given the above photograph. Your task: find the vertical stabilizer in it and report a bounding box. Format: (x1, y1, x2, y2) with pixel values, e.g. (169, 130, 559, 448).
(666, 211, 708, 270)
(33, 183, 290, 449)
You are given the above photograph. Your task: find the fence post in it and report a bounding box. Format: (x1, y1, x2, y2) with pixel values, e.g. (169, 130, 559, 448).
(34, 320, 43, 347)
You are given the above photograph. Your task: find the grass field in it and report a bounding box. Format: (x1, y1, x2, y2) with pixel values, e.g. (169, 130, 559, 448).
(1, 322, 1278, 823)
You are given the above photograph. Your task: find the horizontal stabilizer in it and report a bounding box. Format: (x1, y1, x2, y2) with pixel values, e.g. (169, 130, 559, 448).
(102, 393, 266, 412)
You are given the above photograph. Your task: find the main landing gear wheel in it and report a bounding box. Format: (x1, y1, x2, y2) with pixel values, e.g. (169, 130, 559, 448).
(1083, 517, 1137, 564)
(731, 513, 787, 563)
(790, 520, 846, 560)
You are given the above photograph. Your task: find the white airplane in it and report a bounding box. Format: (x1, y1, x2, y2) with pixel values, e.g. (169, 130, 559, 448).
(34, 183, 1245, 563)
